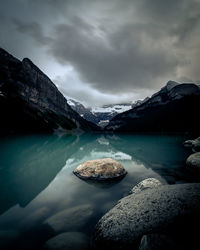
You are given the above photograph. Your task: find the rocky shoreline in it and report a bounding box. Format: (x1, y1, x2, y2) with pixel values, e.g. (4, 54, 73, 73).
(74, 137, 198, 249)
(45, 137, 196, 250)
(90, 137, 200, 249)
(93, 181, 200, 250)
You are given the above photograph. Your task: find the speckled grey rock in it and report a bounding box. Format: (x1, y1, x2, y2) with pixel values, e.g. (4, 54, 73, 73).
(44, 204, 93, 233)
(183, 137, 200, 152)
(94, 183, 200, 250)
(139, 234, 178, 250)
(44, 232, 88, 250)
(186, 152, 200, 173)
(130, 178, 162, 195)
(73, 158, 127, 181)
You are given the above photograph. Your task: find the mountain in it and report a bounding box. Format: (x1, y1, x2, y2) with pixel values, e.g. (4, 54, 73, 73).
(67, 98, 99, 124)
(106, 81, 200, 133)
(67, 98, 132, 127)
(91, 103, 132, 127)
(0, 48, 100, 135)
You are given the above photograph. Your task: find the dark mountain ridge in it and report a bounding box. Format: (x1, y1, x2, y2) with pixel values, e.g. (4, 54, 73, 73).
(0, 48, 100, 135)
(1, 48, 200, 135)
(106, 81, 200, 133)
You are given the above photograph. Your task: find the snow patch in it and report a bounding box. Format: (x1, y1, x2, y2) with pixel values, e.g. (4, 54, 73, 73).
(67, 99, 76, 106)
(91, 104, 132, 114)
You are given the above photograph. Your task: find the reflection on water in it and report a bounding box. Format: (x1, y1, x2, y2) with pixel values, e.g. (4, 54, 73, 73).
(0, 133, 197, 249)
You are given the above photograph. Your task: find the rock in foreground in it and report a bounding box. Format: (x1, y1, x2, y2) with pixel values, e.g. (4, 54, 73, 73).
(44, 204, 93, 233)
(184, 137, 200, 152)
(130, 178, 162, 195)
(186, 152, 200, 173)
(73, 158, 127, 181)
(94, 183, 200, 250)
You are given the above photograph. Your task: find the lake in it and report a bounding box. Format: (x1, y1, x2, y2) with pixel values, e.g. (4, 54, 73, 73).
(0, 133, 197, 249)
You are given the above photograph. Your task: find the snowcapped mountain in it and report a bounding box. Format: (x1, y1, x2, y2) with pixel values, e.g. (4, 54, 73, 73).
(67, 99, 132, 127)
(91, 104, 132, 114)
(91, 104, 132, 127)
(67, 99, 100, 124)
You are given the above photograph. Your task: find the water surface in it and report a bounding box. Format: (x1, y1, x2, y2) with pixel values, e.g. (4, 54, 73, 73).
(0, 133, 197, 249)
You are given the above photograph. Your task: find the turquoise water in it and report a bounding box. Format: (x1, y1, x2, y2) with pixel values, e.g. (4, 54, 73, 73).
(0, 133, 197, 249)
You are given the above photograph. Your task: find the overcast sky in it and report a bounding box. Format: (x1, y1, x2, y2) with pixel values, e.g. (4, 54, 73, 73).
(1, 0, 200, 107)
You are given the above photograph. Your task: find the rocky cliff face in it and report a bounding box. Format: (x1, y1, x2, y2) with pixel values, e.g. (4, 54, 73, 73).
(67, 98, 99, 124)
(106, 81, 200, 133)
(0, 48, 99, 134)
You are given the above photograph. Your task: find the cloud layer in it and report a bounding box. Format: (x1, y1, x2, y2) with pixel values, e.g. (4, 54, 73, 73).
(1, 0, 200, 106)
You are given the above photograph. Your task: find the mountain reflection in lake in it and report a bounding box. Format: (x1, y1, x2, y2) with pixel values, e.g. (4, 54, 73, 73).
(0, 133, 197, 249)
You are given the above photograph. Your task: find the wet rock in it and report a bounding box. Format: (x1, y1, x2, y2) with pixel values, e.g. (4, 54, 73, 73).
(183, 137, 200, 152)
(130, 178, 162, 195)
(20, 207, 49, 230)
(73, 158, 127, 181)
(183, 140, 193, 147)
(93, 183, 200, 250)
(186, 152, 200, 173)
(44, 204, 93, 233)
(44, 232, 89, 250)
(139, 234, 178, 250)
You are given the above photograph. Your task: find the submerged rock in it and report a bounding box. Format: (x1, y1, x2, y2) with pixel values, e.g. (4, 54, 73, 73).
(130, 178, 162, 195)
(44, 232, 88, 250)
(93, 183, 200, 250)
(183, 137, 200, 152)
(73, 158, 127, 181)
(44, 204, 93, 233)
(139, 234, 178, 250)
(183, 140, 194, 147)
(186, 152, 200, 173)
(0, 230, 19, 249)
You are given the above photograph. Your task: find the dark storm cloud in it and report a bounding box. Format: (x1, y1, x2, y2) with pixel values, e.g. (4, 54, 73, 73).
(14, 19, 51, 45)
(47, 20, 179, 93)
(1, 0, 200, 105)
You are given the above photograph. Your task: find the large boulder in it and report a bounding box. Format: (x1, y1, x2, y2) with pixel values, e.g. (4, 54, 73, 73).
(183, 137, 200, 152)
(73, 158, 127, 181)
(93, 183, 200, 250)
(44, 204, 93, 233)
(186, 152, 200, 173)
(44, 232, 88, 250)
(130, 178, 162, 195)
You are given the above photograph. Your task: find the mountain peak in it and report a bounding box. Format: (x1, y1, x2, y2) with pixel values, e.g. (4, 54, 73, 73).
(161, 80, 179, 92)
(0, 48, 100, 133)
(0, 47, 10, 56)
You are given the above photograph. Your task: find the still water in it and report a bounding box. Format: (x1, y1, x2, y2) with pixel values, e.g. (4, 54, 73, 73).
(0, 133, 197, 249)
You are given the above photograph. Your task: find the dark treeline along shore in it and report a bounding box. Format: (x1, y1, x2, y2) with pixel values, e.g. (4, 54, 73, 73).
(1, 48, 200, 250)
